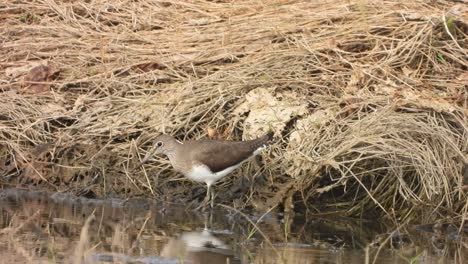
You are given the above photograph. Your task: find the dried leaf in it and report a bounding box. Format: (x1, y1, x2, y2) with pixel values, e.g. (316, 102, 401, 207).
(21, 64, 59, 94)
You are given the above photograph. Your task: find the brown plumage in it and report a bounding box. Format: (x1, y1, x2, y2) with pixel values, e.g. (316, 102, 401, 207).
(184, 132, 272, 173)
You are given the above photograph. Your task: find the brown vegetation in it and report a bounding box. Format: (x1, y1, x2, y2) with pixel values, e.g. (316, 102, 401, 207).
(1, 1, 467, 222)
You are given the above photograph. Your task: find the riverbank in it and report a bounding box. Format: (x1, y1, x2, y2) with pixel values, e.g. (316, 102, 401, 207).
(1, 0, 467, 224)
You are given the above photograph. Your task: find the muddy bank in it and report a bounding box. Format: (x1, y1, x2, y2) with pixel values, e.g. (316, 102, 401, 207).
(1, 1, 467, 222)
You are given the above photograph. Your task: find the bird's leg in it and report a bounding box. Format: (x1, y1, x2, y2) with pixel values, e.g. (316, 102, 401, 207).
(195, 184, 211, 210)
(210, 190, 214, 208)
(206, 184, 211, 207)
(210, 186, 215, 208)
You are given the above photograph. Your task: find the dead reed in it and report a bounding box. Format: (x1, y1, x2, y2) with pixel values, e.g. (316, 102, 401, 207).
(0, 0, 467, 222)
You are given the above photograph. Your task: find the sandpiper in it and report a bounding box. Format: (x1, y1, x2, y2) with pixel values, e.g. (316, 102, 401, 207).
(141, 132, 273, 208)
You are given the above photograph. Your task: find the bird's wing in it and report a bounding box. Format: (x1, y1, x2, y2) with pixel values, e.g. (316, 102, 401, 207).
(187, 133, 273, 173)
(190, 141, 255, 173)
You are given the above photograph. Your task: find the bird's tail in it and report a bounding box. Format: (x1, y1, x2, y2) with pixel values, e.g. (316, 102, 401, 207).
(250, 131, 274, 152)
(261, 131, 274, 145)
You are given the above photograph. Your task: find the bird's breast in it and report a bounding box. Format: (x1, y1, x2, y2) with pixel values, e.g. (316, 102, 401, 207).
(184, 164, 215, 183)
(184, 163, 240, 186)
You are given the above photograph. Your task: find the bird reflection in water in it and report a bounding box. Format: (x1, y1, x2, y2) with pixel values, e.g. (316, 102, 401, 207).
(161, 228, 239, 264)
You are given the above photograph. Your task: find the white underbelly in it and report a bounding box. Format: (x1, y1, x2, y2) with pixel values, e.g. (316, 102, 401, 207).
(185, 164, 240, 186)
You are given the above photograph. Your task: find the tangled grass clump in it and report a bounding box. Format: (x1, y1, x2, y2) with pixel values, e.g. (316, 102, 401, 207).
(271, 104, 467, 222)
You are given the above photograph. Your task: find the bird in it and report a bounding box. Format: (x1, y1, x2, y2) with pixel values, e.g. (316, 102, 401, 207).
(140, 132, 273, 208)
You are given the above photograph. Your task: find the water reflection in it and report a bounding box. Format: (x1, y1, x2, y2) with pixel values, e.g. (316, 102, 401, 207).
(161, 229, 238, 264)
(0, 189, 465, 263)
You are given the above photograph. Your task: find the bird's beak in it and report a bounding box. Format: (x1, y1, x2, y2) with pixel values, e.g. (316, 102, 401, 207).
(139, 145, 158, 166)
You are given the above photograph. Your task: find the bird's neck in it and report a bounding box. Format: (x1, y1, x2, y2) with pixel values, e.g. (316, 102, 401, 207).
(166, 141, 184, 171)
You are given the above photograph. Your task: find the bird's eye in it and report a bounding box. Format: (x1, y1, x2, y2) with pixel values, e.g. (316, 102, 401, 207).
(156, 141, 163, 147)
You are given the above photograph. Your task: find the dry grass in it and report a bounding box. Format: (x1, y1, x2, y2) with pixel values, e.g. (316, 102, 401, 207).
(0, 0, 467, 221)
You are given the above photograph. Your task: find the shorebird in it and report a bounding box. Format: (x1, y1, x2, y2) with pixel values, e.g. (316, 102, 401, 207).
(140, 132, 273, 208)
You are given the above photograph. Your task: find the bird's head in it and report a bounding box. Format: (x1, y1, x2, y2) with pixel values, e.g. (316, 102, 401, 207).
(141, 134, 180, 163)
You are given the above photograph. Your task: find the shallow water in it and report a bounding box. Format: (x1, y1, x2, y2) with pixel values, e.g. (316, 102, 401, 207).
(0, 189, 464, 264)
